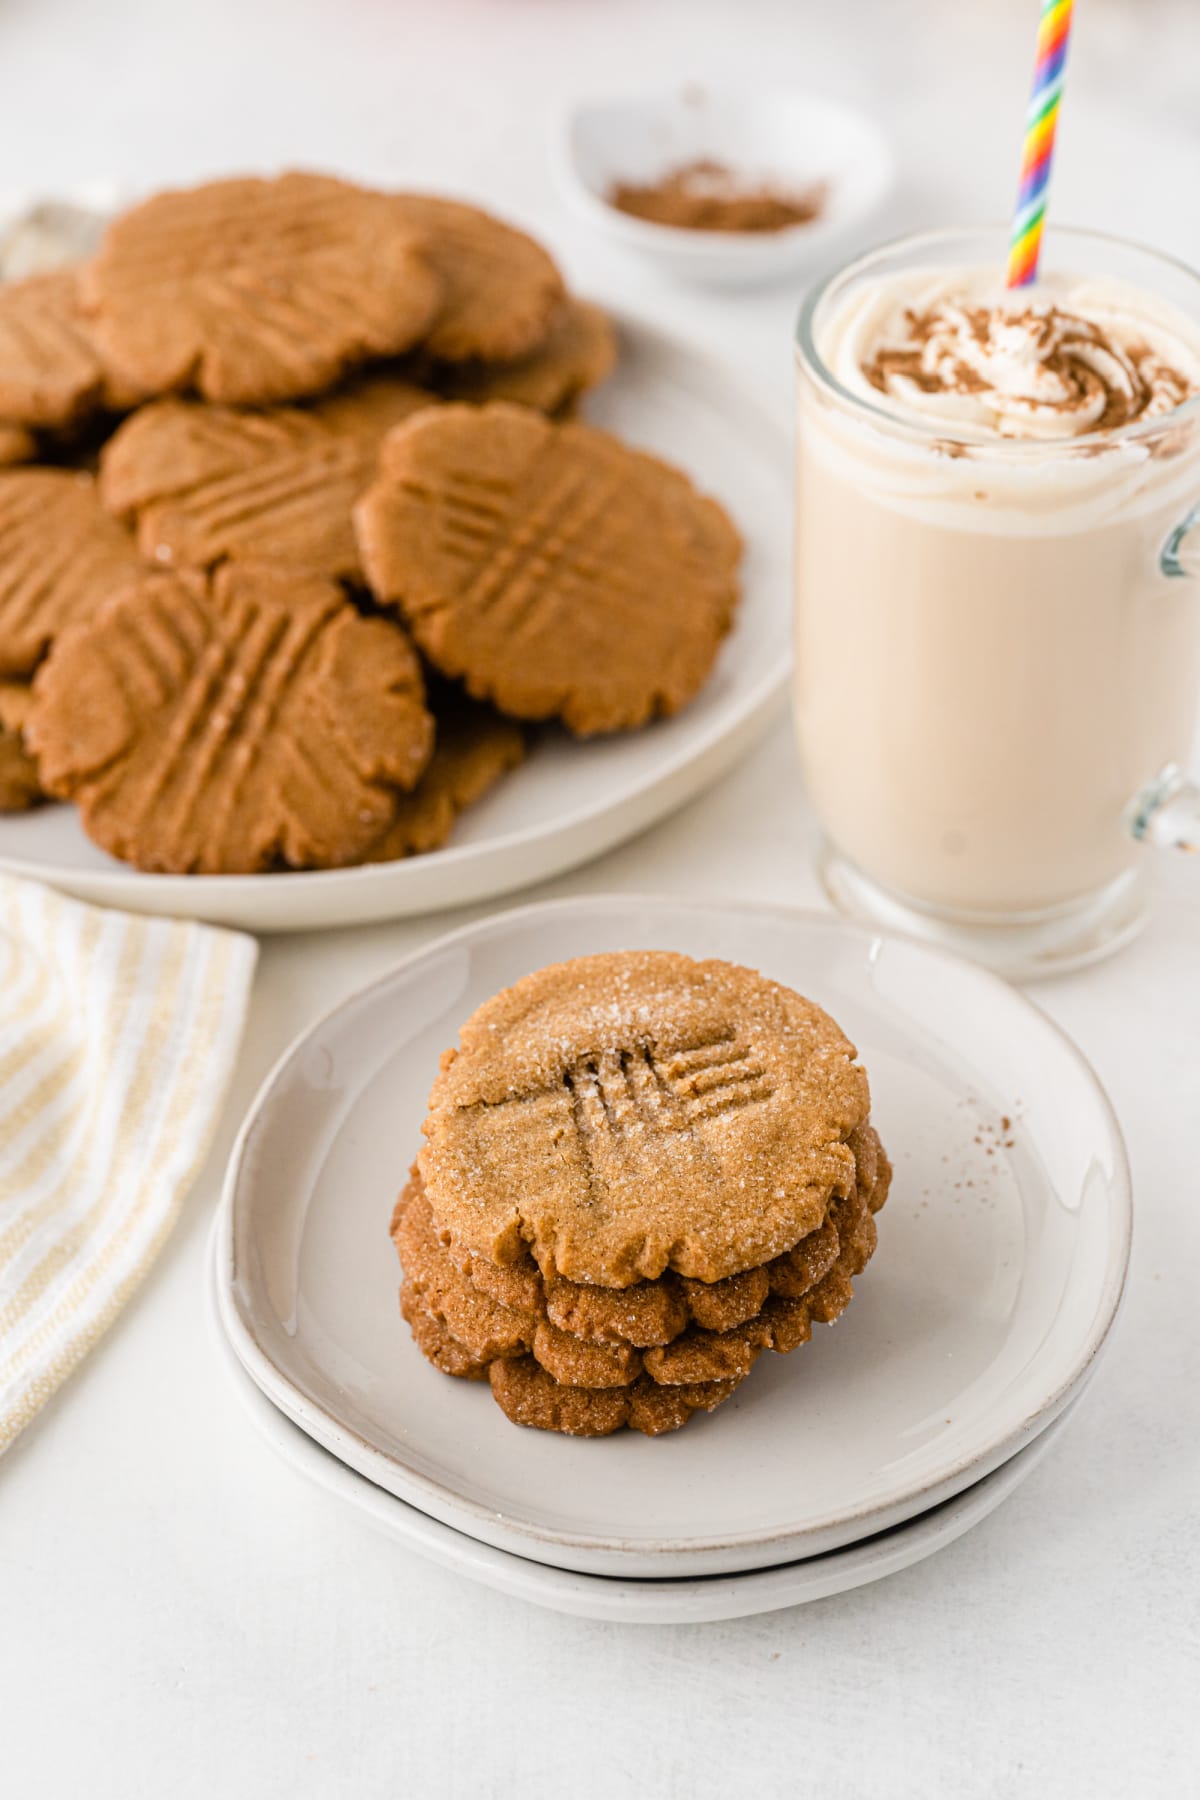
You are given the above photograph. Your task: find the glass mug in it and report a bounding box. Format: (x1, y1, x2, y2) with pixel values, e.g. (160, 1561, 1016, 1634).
(793, 226, 1200, 977)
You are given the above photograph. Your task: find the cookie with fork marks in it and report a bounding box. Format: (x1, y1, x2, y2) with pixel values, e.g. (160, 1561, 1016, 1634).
(27, 559, 433, 872)
(354, 402, 742, 734)
(418, 950, 872, 1286)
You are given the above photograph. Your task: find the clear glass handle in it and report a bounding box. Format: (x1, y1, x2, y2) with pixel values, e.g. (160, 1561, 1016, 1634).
(1130, 764, 1200, 854)
(1161, 501, 1200, 578)
(1136, 508, 1200, 852)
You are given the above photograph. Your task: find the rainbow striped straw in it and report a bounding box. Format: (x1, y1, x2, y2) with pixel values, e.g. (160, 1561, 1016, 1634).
(1007, 0, 1075, 288)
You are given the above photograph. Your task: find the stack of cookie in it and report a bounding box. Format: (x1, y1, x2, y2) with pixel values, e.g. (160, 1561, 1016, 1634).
(0, 172, 742, 868)
(392, 951, 891, 1437)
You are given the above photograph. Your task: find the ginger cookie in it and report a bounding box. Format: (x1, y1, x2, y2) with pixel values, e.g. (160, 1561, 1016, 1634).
(395, 1191, 532, 1364)
(0, 468, 143, 678)
(100, 375, 437, 581)
(487, 1358, 740, 1438)
(525, 1127, 889, 1339)
(0, 269, 144, 431)
(0, 681, 43, 811)
(81, 174, 442, 406)
(361, 693, 525, 863)
(394, 1164, 881, 1389)
(418, 951, 872, 1286)
(26, 560, 434, 873)
(355, 403, 742, 734)
(393, 1217, 744, 1438)
(433, 299, 617, 415)
(400, 1283, 490, 1381)
(396, 1184, 880, 1434)
(0, 422, 37, 466)
(391, 195, 565, 365)
(399, 1123, 889, 1351)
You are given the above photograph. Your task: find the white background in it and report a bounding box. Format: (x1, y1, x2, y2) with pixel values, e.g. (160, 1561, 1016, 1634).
(2, 1, 1199, 1795)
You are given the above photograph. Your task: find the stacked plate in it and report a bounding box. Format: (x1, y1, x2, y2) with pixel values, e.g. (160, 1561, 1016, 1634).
(211, 897, 1132, 1623)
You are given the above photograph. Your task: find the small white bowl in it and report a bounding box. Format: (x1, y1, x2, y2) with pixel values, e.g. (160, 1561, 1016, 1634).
(554, 87, 894, 287)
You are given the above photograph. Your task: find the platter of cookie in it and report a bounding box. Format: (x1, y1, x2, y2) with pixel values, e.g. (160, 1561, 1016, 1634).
(0, 175, 789, 931)
(214, 896, 1131, 1589)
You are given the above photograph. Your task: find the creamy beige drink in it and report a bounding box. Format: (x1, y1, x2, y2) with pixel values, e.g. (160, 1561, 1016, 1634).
(794, 230, 1200, 951)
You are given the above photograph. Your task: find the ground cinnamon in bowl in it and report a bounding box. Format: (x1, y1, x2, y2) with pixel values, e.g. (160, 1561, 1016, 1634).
(608, 159, 825, 234)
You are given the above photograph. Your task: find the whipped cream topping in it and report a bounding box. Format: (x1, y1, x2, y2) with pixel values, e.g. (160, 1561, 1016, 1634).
(827, 269, 1200, 442)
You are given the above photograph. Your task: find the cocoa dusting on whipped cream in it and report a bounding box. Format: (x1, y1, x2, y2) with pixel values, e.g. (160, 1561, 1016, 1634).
(863, 299, 1197, 437)
(608, 160, 825, 234)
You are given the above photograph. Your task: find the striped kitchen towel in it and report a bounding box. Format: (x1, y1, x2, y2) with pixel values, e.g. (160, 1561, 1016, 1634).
(0, 873, 256, 1452)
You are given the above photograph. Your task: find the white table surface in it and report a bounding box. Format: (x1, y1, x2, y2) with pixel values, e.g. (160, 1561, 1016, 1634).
(2, 2, 1199, 1795)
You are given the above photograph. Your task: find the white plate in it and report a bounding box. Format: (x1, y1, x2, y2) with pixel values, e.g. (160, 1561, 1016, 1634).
(0, 314, 789, 932)
(554, 88, 894, 286)
(215, 896, 1131, 1577)
(210, 1271, 1080, 1624)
